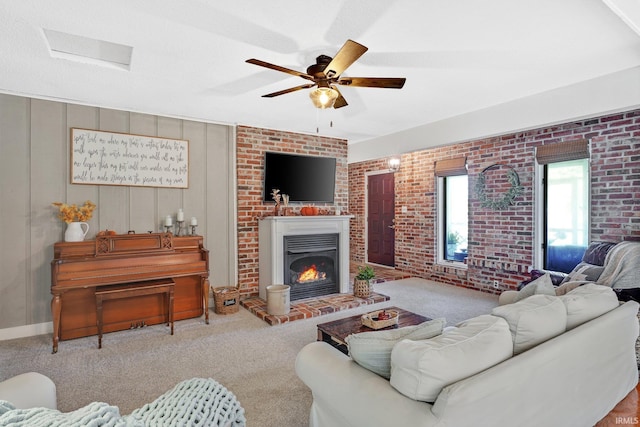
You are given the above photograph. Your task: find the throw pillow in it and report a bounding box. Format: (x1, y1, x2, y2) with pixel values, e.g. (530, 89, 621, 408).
(513, 273, 555, 303)
(389, 315, 513, 402)
(492, 294, 566, 354)
(560, 262, 605, 284)
(559, 283, 619, 329)
(345, 318, 445, 379)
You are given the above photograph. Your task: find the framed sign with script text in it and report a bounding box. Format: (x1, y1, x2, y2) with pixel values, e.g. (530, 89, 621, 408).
(70, 128, 189, 188)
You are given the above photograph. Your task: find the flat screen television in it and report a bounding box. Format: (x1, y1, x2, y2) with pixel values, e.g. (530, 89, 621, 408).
(263, 152, 336, 203)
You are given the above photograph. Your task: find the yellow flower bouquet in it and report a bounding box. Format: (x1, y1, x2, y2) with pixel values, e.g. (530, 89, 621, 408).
(52, 200, 97, 223)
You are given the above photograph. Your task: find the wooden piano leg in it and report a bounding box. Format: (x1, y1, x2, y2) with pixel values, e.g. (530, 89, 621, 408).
(203, 278, 210, 324)
(169, 287, 174, 335)
(51, 294, 61, 354)
(96, 294, 104, 349)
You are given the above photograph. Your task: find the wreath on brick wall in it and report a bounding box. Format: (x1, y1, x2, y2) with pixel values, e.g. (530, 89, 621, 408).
(475, 164, 523, 210)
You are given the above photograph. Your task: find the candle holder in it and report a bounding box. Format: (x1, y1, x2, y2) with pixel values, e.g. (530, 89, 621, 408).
(176, 220, 185, 236)
(190, 225, 198, 235)
(164, 225, 173, 234)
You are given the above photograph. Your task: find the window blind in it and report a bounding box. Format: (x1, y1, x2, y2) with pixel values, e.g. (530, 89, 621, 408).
(434, 156, 467, 176)
(535, 139, 589, 165)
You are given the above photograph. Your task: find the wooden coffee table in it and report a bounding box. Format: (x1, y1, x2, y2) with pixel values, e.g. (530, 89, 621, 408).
(316, 306, 431, 355)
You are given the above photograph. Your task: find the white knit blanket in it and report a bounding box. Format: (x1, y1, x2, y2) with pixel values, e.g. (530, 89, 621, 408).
(597, 242, 640, 290)
(0, 378, 246, 427)
(0, 401, 141, 427)
(130, 377, 246, 427)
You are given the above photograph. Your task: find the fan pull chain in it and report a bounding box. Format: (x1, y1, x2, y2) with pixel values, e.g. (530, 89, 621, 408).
(315, 110, 334, 133)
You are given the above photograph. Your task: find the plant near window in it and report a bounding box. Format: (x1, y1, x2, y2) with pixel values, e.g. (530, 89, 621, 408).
(475, 164, 523, 211)
(447, 231, 461, 245)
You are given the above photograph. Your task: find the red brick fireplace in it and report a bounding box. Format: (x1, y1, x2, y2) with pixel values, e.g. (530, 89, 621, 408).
(236, 126, 348, 299)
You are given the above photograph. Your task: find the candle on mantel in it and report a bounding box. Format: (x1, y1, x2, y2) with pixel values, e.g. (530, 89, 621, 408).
(190, 217, 198, 226)
(177, 209, 184, 222)
(165, 215, 173, 226)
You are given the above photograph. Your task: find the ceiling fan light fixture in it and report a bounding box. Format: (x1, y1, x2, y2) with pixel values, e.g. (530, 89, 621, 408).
(309, 87, 339, 109)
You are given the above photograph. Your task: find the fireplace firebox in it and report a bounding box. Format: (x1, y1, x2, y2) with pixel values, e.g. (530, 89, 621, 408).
(284, 233, 339, 300)
(258, 216, 352, 301)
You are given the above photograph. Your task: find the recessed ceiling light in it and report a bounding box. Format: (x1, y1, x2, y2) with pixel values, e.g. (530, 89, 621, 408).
(43, 28, 133, 70)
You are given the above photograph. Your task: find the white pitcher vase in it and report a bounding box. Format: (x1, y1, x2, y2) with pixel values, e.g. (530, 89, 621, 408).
(64, 222, 89, 242)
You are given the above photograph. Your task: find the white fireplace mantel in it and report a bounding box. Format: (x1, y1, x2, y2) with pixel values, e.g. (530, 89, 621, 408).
(258, 215, 353, 300)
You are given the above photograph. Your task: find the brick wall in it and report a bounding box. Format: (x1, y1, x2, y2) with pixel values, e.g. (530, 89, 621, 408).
(236, 126, 348, 298)
(349, 109, 640, 294)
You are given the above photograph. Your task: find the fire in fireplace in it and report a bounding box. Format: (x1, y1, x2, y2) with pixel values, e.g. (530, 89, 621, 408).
(297, 264, 326, 283)
(284, 233, 339, 300)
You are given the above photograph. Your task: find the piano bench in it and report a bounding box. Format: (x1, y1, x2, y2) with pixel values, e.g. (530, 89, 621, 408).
(95, 279, 175, 349)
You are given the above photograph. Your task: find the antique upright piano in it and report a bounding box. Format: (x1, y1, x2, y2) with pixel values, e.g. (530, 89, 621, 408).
(50, 233, 209, 353)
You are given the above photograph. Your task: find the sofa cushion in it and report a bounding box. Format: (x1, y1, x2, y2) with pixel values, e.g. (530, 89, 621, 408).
(389, 315, 513, 402)
(513, 273, 556, 303)
(492, 294, 567, 354)
(559, 283, 619, 329)
(345, 318, 445, 379)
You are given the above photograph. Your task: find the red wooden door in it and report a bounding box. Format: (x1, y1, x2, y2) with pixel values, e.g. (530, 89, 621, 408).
(367, 173, 395, 266)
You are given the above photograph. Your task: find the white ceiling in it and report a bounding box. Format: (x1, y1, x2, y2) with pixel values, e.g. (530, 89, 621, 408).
(2, 0, 640, 161)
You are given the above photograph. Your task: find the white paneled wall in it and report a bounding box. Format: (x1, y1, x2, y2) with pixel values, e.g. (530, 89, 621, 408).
(0, 94, 237, 332)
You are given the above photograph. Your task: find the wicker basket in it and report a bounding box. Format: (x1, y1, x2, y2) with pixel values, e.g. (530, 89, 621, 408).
(213, 286, 240, 315)
(361, 309, 399, 330)
(353, 279, 373, 298)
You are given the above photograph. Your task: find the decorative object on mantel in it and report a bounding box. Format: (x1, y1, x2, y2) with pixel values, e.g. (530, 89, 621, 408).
(475, 164, 523, 210)
(271, 188, 281, 216)
(281, 194, 290, 216)
(354, 265, 376, 298)
(300, 206, 319, 216)
(52, 200, 96, 242)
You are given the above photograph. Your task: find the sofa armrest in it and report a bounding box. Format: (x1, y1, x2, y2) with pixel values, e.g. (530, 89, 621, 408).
(295, 342, 437, 427)
(0, 372, 57, 409)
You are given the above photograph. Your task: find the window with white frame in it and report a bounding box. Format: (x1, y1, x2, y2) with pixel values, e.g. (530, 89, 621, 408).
(436, 157, 468, 264)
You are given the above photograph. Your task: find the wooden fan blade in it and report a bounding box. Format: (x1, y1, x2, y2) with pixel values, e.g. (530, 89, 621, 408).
(324, 39, 368, 78)
(336, 77, 406, 89)
(246, 59, 315, 81)
(261, 83, 316, 98)
(332, 87, 348, 109)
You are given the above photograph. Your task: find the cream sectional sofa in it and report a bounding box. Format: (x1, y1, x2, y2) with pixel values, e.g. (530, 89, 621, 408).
(296, 284, 639, 427)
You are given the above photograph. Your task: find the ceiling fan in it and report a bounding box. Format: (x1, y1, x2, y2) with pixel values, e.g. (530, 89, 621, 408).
(246, 39, 406, 109)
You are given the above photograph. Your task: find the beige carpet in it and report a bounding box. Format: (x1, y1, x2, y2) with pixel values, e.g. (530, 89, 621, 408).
(0, 278, 499, 427)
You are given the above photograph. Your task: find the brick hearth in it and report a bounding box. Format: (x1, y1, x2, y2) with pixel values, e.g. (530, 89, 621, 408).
(240, 263, 411, 325)
(240, 292, 391, 326)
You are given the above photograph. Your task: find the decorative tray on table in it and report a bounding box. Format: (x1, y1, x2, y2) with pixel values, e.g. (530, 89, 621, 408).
(361, 309, 399, 330)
